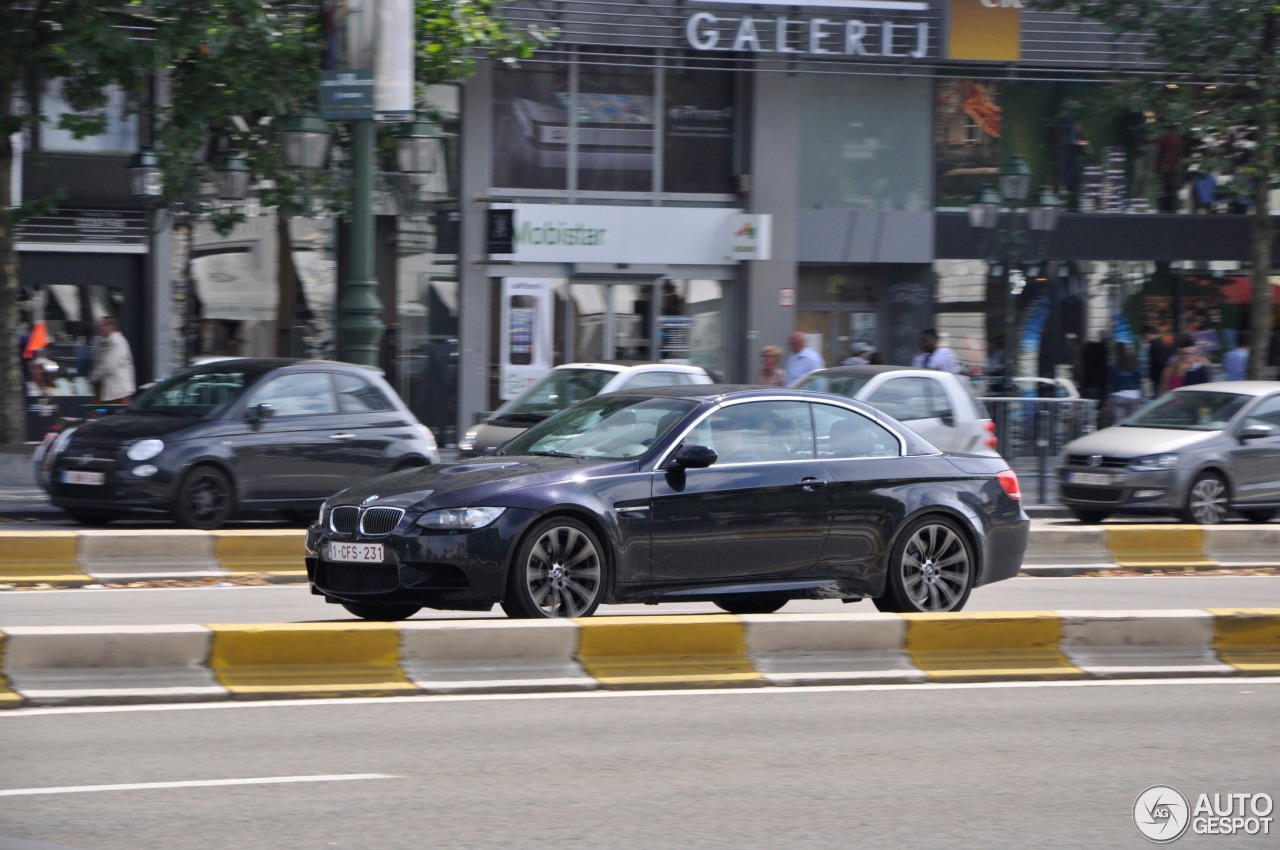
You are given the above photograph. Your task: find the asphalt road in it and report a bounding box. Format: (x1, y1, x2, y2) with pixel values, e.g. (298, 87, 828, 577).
(1, 576, 1278, 627)
(2, 680, 1277, 849)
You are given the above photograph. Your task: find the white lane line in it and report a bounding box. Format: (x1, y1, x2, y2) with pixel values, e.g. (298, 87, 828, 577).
(4, 677, 1280, 718)
(0, 774, 396, 797)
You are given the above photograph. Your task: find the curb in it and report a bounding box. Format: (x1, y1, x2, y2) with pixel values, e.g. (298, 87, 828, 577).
(0, 525, 1278, 586)
(1, 609, 1277, 708)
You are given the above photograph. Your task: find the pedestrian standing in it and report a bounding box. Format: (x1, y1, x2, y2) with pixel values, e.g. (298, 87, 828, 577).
(756, 345, 786, 386)
(1223, 333, 1250, 381)
(89, 315, 136, 404)
(784, 331, 825, 384)
(842, 341, 874, 366)
(911, 328, 958, 373)
(1142, 325, 1173, 397)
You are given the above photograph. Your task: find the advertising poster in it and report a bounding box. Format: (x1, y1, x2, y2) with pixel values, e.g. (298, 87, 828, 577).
(499, 278, 554, 400)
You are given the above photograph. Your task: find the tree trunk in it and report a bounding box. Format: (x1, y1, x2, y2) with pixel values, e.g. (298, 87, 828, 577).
(1251, 11, 1277, 380)
(0, 83, 23, 445)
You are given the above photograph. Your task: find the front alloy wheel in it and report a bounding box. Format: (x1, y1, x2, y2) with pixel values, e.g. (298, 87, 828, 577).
(874, 516, 974, 613)
(502, 517, 605, 618)
(174, 465, 234, 529)
(1182, 473, 1229, 524)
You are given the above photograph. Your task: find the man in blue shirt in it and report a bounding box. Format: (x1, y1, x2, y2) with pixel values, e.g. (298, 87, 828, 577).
(785, 331, 825, 384)
(1223, 333, 1249, 381)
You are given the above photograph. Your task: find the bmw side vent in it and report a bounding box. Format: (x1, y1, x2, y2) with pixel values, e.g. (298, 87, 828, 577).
(359, 507, 406, 536)
(330, 506, 360, 534)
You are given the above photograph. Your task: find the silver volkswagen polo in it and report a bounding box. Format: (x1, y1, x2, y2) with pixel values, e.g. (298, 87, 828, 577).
(1057, 382, 1280, 524)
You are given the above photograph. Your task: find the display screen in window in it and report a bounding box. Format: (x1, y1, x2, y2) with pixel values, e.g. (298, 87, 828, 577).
(663, 69, 736, 195)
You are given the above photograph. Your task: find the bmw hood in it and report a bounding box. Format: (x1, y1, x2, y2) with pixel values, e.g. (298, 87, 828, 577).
(1064, 426, 1216, 458)
(329, 455, 633, 508)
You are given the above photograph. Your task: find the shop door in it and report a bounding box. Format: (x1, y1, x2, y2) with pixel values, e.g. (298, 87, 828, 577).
(568, 279, 659, 362)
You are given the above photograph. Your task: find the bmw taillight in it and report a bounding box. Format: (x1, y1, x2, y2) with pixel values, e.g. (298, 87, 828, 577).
(997, 469, 1021, 501)
(984, 420, 998, 450)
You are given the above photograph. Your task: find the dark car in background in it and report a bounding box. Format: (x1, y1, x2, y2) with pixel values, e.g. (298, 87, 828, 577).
(307, 386, 1028, 621)
(35, 358, 439, 529)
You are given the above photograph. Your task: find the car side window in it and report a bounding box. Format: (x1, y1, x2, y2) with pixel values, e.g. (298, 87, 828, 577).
(1245, 395, 1280, 430)
(690, 400, 812, 463)
(813, 404, 899, 459)
(335, 372, 393, 412)
(246, 372, 338, 417)
(866, 377, 935, 422)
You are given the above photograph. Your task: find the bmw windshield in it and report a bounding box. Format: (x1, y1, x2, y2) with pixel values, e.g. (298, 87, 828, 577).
(500, 395, 698, 460)
(1124, 390, 1250, 432)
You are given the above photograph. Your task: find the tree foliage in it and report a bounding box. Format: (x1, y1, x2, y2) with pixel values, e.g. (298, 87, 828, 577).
(1040, 1, 1279, 378)
(0, 1, 551, 445)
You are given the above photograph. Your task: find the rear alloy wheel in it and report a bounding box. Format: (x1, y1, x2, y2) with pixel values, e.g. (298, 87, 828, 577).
(874, 515, 974, 613)
(501, 517, 606, 619)
(1181, 473, 1229, 525)
(340, 601, 421, 621)
(1069, 509, 1109, 524)
(713, 594, 789, 615)
(1240, 509, 1278, 523)
(173, 465, 235, 529)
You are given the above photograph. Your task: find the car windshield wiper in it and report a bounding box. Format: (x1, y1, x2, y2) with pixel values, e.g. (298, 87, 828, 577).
(527, 450, 584, 458)
(493, 412, 549, 424)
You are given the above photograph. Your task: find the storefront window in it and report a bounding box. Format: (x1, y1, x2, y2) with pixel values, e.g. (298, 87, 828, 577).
(799, 75, 930, 211)
(576, 62, 656, 193)
(662, 64, 737, 195)
(492, 65, 571, 191)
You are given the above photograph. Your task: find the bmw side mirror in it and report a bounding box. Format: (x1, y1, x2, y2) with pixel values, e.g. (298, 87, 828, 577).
(672, 444, 718, 469)
(1239, 423, 1274, 442)
(248, 402, 275, 422)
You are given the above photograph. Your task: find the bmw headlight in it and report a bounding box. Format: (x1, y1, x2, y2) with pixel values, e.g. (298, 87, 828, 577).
(317, 501, 330, 527)
(127, 439, 165, 461)
(458, 428, 479, 452)
(415, 507, 506, 530)
(1130, 453, 1179, 471)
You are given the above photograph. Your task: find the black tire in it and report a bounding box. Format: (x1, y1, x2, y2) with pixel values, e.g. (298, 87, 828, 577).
(1181, 472, 1230, 525)
(501, 516, 606, 619)
(64, 510, 114, 526)
(340, 600, 421, 621)
(1240, 509, 1278, 523)
(1069, 508, 1110, 524)
(873, 515, 975, 613)
(713, 594, 789, 615)
(173, 464, 235, 530)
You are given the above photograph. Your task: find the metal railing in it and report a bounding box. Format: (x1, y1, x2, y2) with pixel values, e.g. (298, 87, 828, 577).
(979, 397, 1100, 505)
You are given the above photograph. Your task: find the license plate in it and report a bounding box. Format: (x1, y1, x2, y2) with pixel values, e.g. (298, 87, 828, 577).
(1069, 472, 1112, 486)
(61, 470, 105, 486)
(326, 541, 384, 563)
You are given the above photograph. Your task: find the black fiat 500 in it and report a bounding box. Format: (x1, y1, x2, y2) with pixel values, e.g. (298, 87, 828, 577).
(35, 358, 438, 529)
(307, 386, 1028, 620)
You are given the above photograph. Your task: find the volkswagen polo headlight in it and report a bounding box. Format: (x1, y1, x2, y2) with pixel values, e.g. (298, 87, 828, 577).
(127, 439, 165, 461)
(415, 507, 506, 529)
(1130, 453, 1179, 471)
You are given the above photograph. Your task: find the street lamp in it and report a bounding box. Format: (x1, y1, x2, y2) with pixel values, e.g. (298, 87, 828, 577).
(278, 115, 332, 171)
(390, 116, 448, 218)
(967, 155, 1064, 390)
(214, 151, 251, 202)
(127, 147, 164, 203)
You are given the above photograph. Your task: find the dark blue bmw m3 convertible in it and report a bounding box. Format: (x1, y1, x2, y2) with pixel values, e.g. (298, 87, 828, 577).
(306, 386, 1029, 620)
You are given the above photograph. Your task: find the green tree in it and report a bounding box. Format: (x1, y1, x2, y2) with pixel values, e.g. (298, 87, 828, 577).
(0, 0, 548, 446)
(1040, 2, 1278, 378)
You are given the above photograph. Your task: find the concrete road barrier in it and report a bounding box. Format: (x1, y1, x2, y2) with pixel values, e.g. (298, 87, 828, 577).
(0, 531, 89, 585)
(77, 530, 222, 580)
(3, 609, 1278, 708)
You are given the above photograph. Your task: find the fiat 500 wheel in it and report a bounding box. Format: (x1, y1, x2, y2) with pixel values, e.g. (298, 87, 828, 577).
(173, 465, 234, 529)
(873, 515, 974, 613)
(501, 517, 606, 619)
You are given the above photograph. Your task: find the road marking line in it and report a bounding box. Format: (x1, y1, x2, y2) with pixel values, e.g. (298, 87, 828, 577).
(0, 774, 396, 796)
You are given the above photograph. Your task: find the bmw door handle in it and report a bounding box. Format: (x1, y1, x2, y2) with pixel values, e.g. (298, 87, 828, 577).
(329, 433, 356, 441)
(797, 477, 828, 491)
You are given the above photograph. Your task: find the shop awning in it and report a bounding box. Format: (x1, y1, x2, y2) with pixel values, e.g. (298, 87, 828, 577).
(192, 251, 277, 321)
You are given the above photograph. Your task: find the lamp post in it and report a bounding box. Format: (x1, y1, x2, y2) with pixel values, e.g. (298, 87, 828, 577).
(967, 156, 1064, 390)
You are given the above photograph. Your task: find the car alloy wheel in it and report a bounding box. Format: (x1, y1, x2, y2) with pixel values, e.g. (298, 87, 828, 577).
(1183, 473, 1229, 525)
(875, 515, 974, 613)
(502, 517, 605, 618)
(174, 465, 234, 529)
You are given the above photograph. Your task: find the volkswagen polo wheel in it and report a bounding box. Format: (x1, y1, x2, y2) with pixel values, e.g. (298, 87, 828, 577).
(1181, 473, 1229, 525)
(501, 516, 606, 619)
(874, 515, 974, 613)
